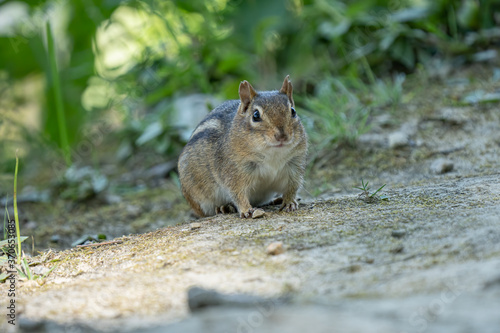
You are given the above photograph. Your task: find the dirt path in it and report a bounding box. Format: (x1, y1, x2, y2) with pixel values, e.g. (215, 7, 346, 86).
(1, 172, 499, 332)
(1, 66, 500, 332)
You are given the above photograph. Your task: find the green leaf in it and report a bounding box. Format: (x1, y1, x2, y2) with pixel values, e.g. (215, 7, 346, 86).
(390, 7, 432, 23)
(0, 272, 10, 283)
(370, 184, 387, 197)
(380, 32, 398, 51)
(390, 39, 415, 69)
(136, 121, 163, 146)
(319, 20, 351, 39)
(0, 236, 28, 248)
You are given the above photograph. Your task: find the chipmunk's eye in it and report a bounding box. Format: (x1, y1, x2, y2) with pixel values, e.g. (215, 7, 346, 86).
(252, 110, 262, 122)
(291, 107, 297, 118)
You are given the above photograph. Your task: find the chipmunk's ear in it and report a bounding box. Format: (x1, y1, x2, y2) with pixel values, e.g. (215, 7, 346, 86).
(239, 80, 257, 113)
(279, 75, 294, 107)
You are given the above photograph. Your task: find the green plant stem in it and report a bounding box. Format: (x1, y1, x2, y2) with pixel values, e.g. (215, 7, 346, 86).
(360, 56, 376, 85)
(46, 21, 71, 166)
(13, 152, 21, 264)
(3, 200, 8, 240)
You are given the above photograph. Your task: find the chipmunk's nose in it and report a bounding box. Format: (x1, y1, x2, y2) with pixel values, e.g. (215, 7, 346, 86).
(274, 128, 288, 142)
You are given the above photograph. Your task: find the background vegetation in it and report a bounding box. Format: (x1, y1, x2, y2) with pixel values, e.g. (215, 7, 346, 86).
(0, 0, 499, 187)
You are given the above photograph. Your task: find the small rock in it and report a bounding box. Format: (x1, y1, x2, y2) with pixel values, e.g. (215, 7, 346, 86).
(365, 258, 375, 264)
(484, 275, 500, 290)
(251, 208, 265, 219)
(493, 68, 500, 82)
(31, 265, 51, 276)
(267, 242, 284, 255)
(347, 264, 362, 273)
(187, 286, 277, 311)
(103, 194, 122, 205)
(472, 49, 497, 62)
(390, 244, 404, 254)
(391, 230, 407, 238)
(190, 222, 202, 230)
(50, 235, 61, 243)
(388, 131, 409, 148)
(430, 158, 454, 174)
(463, 90, 500, 104)
(373, 113, 393, 128)
(126, 205, 142, 218)
(435, 107, 468, 126)
(357, 133, 386, 147)
(19, 318, 46, 331)
(23, 280, 41, 288)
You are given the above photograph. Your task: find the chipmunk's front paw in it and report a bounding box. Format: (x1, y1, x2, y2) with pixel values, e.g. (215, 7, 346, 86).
(240, 208, 265, 219)
(279, 200, 298, 212)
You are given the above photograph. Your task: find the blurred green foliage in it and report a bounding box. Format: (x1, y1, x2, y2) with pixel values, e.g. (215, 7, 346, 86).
(0, 0, 499, 174)
(304, 74, 405, 151)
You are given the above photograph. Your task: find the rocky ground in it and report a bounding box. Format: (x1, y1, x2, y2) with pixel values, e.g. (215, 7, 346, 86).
(1, 65, 500, 332)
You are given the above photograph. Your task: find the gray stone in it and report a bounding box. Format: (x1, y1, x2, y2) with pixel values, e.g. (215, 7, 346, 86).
(190, 222, 202, 230)
(472, 49, 497, 62)
(388, 131, 409, 148)
(435, 107, 469, 126)
(431, 158, 454, 174)
(357, 133, 386, 147)
(391, 230, 407, 238)
(187, 287, 282, 311)
(103, 194, 122, 205)
(50, 234, 61, 243)
(266, 242, 284, 255)
(251, 208, 266, 219)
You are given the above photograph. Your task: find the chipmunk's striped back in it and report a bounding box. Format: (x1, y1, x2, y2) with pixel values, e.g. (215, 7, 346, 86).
(178, 76, 308, 218)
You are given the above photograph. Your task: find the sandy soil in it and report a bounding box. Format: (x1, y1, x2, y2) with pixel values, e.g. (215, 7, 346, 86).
(1, 65, 500, 332)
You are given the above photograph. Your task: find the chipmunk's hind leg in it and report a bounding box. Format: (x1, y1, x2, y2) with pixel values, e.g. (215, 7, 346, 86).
(215, 203, 237, 215)
(267, 197, 299, 212)
(267, 197, 283, 206)
(182, 191, 206, 217)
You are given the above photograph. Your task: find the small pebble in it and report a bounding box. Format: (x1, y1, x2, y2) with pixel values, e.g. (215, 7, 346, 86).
(430, 158, 454, 174)
(187, 286, 274, 311)
(125, 205, 142, 218)
(190, 222, 202, 230)
(390, 244, 404, 254)
(31, 266, 51, 276)
(267, 242, 284, 255)
(251, 208, 265, 219)
(391, 230, 407, 238)
(50, 235, 61, 243)
(103, 194, 122, 205)
(19, 318, 46, 331)
(347, 264, 362, 273)
(388, 131, 409, 148)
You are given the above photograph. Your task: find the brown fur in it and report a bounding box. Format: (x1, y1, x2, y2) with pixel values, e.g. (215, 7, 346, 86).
(177, 76, 308, 218)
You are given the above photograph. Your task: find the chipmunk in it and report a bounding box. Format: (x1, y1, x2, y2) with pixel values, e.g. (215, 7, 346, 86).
(177, 76, 308, 218)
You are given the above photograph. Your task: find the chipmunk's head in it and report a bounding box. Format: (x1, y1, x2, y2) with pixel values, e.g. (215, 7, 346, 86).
(236, 76, 305, 150)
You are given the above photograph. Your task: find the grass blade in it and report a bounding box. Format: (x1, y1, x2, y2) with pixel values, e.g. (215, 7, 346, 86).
(370, 184, 387, 198)
(13, 151, 21, 264)
(46, 21, 71, 165)
(3, 199, 7, 240)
